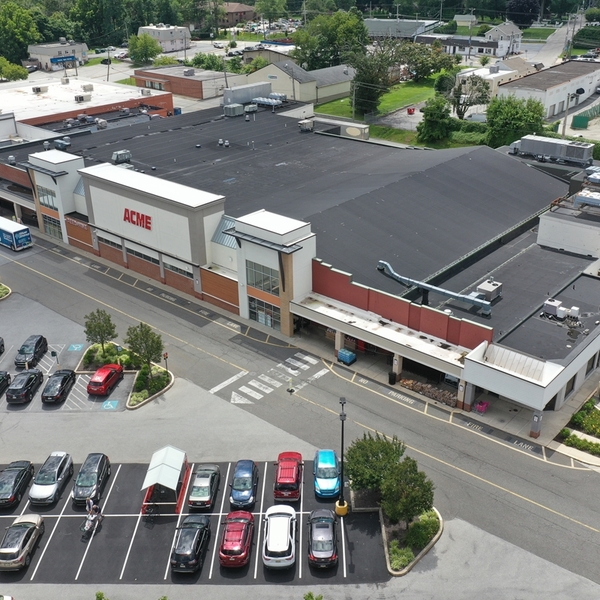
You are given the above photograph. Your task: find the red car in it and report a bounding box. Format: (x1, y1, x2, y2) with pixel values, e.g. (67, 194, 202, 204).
(87, 363, 123, 396)
(219, 511, 254, 567)
(274, 451, 303, 501)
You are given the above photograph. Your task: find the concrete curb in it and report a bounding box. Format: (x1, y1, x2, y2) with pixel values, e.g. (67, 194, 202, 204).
(382, 506, 444, 577)
(126, 369, 175, 410)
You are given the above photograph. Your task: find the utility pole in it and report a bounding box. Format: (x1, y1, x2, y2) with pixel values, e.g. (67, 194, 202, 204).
(106, 48, 110, 82)
(468, 7, 474, 63)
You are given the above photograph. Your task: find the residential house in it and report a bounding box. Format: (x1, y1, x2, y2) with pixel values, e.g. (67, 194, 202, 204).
(365, 18, 439, 40)
(138, 24, 191, 53)
(220, 3, 256, 27)
(454, 14, 478, 27)
(485, 21, 522, 56)
(415, 34, 506, 59)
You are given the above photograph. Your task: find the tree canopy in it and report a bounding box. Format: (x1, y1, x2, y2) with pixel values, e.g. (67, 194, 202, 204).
(128, 33, 162, 65)
(381, 457, 435, 526)
(416, 95, 455, 143)
(506, 0, 540, 28)
(84, 308, 117, 353)
(0, 57, 28, 81)
(486, 95, 545, 147)
(0, 2, 40, 65)
(439, 73, 491, 120)
(345, 432, 406, 491)
(397, 41, 455, 82)
(124, 322, 164, 376)
(291, 9, 368, 70)
(255, 0, 287, 25)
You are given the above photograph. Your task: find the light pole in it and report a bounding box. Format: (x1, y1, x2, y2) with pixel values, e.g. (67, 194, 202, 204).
(335, 397, 348, 516)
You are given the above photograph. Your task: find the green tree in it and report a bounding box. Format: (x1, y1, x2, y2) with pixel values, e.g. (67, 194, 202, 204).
(416, 95, 455, 143)
(0, 2, 40, 65)
(585, 7, 600, 22)
(128, 33, 162, 65)
(305, 0, 337, 19)
(84, 308, 117, 354)
(0, 57, 28, 81)
(291, 10, 368, 69)
(255, 0, 287, 26)
(397, 41, 454, 81)
(479, 55, 491, 66)
(447, 74, 490, 119)
(226, 55, 243, 72)
(124, 322, 164, 378)
(242, 56, 269, 73)
(506, 0, 540, 28)
(550, 0, 577, 19)
(345, 432, 406, 491)
(486, 95, 545, 147)
(381, 457, 434, 527)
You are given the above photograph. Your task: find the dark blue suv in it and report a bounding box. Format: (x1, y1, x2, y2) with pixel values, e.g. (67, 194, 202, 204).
(229, 460, 259, 510)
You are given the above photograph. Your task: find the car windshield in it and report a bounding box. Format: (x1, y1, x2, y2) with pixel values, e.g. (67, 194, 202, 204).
(76, 472, 97, 487)
(35, 458, 61, 484)
(0, 472, 17, 494)
(313, 539, 333, 552)
(1, 524, 28, 550)
(233, 477, 252, 491)
(18, 344, 33, 354)
(10, 375, 28, 389)
(44, 379, 61, 394)
(316, 467, 338, 479)
(176, 528, 198, 553)
(191, 485, 209, 496)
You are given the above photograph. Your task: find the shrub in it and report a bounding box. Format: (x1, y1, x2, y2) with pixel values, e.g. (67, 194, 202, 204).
(558, 428, 572, 441)
(389, 540, 414, 570)
(405, 510, 440, 550)
(135, 364, 150, 392)
(460, 120, 487, 133)
(148, 373, 169, 395)
(0, 283, 9, 299)
(129, 390, 149, 406)
(563, 434, 600, 456)
(83, 347, 97, 367)
(450, 130, 487, 145)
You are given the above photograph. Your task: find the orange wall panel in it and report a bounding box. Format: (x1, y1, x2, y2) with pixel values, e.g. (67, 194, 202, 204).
(420, 306, 449, 340)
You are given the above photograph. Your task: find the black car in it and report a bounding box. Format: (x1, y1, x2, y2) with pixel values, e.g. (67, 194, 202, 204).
(14, 335, 47, 368)
(6, 370, 43, 404)
(101, 58, 111, 65)
(0, 371, 10, 396)
(71, 453, 111, 505)
(170, 515, 211, 573)
(0, 461, 34, 508)
(0, 336, 4, 353)
(41, 370, 76, 403)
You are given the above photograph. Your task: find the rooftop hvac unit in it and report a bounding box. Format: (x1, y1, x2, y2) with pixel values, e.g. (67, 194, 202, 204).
(489, 65, 500, 73)
(82, 84, 94, 92)
(476, 278, 503, 302)
(61, 77, 69, 85)
(74, 93, 91, 102)
(54, 139, 71, 150)
(298, 119, 313, 132)
(95, 118, 108, 129)
(120, 107, 130, 114)
(32, 86, 48, 94)
(223, 103, 244, 117)
(183, 68, 195, 76)
(544, 298, 562, 316)
(140, 89, 152, 96)
(59, 36, 67, 44)
(112, 149, 132, 164)
(341, 123, 370, 140)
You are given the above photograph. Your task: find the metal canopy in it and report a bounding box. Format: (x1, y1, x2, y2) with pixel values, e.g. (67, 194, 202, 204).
(140, 445, 186, 492)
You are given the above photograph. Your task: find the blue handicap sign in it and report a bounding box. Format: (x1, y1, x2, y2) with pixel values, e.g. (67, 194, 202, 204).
(68, 344, 85, 352)
(102, 400, 118, 410)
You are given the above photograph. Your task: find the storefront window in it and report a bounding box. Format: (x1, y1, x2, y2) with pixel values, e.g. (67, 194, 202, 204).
(126, 247, 159, 265)
(246, 260, 279, 296)
(164, 262, 193, 278)
(248, 297, 281, 331)
(42, 214, 62, 240)
(37, 186, 57, 210)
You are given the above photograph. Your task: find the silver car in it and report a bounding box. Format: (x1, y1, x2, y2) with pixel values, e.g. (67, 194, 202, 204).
(188, 464, 220, 510)
(307, 509, 338, 568)
(28, 452, 73, 505)
(0, 514, 44, 570)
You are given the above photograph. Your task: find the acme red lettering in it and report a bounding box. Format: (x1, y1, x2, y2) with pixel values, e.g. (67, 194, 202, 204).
(123, 208, 152, 230)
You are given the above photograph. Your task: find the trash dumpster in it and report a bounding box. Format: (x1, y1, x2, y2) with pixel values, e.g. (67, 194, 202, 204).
(338, 349, 356, 366)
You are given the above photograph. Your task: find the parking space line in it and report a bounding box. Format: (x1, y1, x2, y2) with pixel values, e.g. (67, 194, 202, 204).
(208, 462, 231, 579)
(252, 462, 269, 579)
(163, 463, 196, 580)
(75, 464, 122, 581)
(119, 512, 143, 580)
(30, 494, 72, 581)
(298, 468, 305, 580)
(340, 516, 347, 578)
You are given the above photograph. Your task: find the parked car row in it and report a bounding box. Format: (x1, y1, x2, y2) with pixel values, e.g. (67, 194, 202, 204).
(0, 452, 111, 571)
(173, 451, 342, 573)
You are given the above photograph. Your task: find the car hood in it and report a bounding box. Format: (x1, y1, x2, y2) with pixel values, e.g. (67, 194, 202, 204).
(231, 488, 252, 502)
(73, 484, 96, 498)
(15, 351, 33, 362)
(29, 482, 58, 499)
(315, 477, 339, 492)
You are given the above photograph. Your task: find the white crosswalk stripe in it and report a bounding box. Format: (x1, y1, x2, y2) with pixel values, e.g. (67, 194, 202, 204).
(276, 363, 300, 376)
(258, 374, 283, 387)
(248, 380, 273, 394)
(295, 352, 319, 365)
(239, 386, 263, 400)
(286, 358, 310, 370)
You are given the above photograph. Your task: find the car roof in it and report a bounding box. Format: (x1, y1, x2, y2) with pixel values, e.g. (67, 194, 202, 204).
(6, 461, 30, 471)
(90, 364, 119, 380)
(51, 370, 74, 378)
(233, 460, 255, 476)
(310, 508, 335, 522)
(81, 453, 105, 470)
(182, 514, 210, 527)
(265, 506, 295, 551)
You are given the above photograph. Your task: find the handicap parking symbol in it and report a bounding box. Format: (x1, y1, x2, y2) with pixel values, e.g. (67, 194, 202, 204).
(102, 400, 118, 410)
(68, 344, 85, 352)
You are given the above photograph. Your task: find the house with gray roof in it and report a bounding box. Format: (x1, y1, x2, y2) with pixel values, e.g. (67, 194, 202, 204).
(365, 18, 439, 40)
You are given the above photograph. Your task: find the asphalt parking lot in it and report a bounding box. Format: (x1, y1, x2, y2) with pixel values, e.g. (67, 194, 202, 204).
(0, 460, 387, 586)
(0, 294, 133, 412)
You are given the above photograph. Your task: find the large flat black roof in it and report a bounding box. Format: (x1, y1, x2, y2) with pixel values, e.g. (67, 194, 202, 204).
(2, 107, 581, 359)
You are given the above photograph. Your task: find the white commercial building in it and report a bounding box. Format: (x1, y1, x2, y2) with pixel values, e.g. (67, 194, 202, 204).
(138, 24, 191, 53)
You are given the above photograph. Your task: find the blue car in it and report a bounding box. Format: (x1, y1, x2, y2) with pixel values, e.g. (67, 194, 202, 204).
(229, 460, 259, 509)
(313, 449, 340, 498)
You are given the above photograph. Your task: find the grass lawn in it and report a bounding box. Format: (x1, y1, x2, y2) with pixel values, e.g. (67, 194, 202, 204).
(84, 57, 123, 67)
(116, 77, 136, 85)
(521, 27, 556, 40)
(369, 125, 485, 149)
(316, 76, 437, 119)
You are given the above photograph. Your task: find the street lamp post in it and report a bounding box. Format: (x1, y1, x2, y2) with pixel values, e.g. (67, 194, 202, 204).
(335, 397, 348, 516)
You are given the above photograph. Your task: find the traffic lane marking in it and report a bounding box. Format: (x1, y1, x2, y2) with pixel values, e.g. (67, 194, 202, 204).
(208, 462, 232, 580)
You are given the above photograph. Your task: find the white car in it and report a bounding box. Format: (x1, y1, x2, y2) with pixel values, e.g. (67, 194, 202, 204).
(29, 451, 73, 505)
(213, 42, 224, 49)
(262, 505, 296, 568)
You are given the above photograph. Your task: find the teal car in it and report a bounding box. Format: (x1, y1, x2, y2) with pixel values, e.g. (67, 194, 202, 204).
(313, 449, 340, 498)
